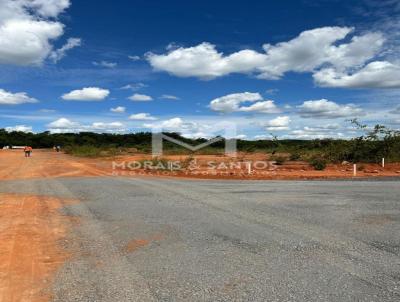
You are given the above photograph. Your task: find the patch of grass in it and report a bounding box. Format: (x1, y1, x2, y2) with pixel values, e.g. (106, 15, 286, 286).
(64, 145, 123, 158)
(64, 145, 102, 157)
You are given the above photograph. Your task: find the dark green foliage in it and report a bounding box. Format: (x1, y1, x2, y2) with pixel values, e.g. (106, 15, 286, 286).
(1, 120, 399, 162)
(63, 145, 102, 157)
(309, 157, 327, 170)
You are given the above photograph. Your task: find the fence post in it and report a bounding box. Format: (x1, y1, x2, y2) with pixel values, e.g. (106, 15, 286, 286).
(247, 162, 252, 175)
(353, 164, 357, 177)
(382, 158, 385, 168)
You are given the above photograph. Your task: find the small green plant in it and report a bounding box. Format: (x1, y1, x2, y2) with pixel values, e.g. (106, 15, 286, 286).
(309, 157, 327, 170)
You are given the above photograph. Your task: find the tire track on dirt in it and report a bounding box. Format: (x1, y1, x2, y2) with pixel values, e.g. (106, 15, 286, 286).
(38, 176, 156, 302)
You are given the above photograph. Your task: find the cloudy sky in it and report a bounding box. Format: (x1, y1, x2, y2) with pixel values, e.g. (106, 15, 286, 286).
(1, 0, 400, 139)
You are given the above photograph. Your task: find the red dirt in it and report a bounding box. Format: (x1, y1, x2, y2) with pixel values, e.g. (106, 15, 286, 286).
(0, 149, 107, 180)
(0, 149, 398, 300)
(111, 153, 400, 180)
(1, 149, 400, 181)
(0, 193, 78, 302)
(123, 234, 165, 253)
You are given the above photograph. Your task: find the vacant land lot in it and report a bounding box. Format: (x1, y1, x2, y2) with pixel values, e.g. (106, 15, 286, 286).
(0, 149, 399, 301)
(1, 149, 400, 181)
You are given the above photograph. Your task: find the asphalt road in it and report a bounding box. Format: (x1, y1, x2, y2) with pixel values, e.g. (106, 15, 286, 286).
(1, 177, 400, 301)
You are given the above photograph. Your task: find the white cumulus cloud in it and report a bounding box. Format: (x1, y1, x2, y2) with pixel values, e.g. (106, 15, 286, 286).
(128, 93, 153, 102)
(146, 42, 267, 79)
(209, 92, 279, 113)
(146, 27, 385, 83)
(5, 125, 33, 132)
(313, 61, 400, 88)
(262, 116, 291, 131)
(145, 26, 400, 88)
(110, 106, 126, 113)
(0, 0, 78, 65)
(47, 117, 126, 133)
(288, 124, 345, 139)
(62, 87, 110, 101)
(143, 117, 238, 139)
(144, 117, 196, 132)
(298, 99, 363, 118)
(257, 29, 383, 79)
(0, 88, 38, 105)
(47, 117, 78, 128)
(129, 113, 157, 120)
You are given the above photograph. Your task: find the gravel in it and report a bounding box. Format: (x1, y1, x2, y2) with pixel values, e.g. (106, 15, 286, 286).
(1, 177, 400, 301)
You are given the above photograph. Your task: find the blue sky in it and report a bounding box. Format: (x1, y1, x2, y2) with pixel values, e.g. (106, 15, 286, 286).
(0, 0, 400, 139)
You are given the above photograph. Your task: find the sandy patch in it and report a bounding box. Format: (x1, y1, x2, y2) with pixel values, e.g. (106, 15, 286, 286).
(0, 193, 78, 302)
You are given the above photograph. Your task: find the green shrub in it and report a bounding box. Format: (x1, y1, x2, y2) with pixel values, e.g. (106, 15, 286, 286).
(309, 157, 327, 170)
(64, 145, 119, 157)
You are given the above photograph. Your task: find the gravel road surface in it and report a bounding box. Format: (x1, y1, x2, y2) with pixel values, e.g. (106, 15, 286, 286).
(1, 177, 400, 301)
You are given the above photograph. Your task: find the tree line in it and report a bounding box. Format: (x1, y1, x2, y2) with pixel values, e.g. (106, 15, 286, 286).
(1, 121, 399, 163)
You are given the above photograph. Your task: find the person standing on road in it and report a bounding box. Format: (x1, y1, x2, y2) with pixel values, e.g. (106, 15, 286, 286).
(24, 146, 30, 157)
(28, 146, 33, 157)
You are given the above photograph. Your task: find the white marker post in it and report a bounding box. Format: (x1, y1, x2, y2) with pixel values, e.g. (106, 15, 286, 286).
(382, 158, 385, 168)
(247, 162, 252, 175)
(353, 164, 357, 177)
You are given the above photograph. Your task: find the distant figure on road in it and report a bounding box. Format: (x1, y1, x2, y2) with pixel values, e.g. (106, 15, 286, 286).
(24, 146, 33, 157)
(56, 145, 61, 152)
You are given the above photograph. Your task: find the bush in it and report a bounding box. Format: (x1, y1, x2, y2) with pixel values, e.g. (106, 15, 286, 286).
(309, 157, 327, 170)
(289, 152, 301, 161)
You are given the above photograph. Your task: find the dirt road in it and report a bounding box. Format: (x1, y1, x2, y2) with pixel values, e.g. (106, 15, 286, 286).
(1, 149, 400, 301)
(0, 149, 107, 180)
